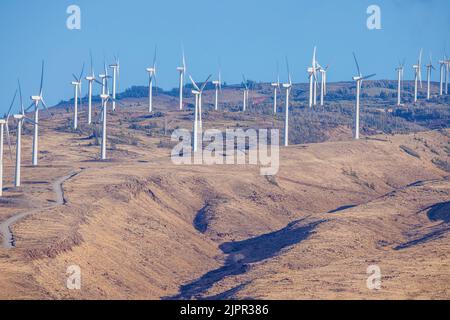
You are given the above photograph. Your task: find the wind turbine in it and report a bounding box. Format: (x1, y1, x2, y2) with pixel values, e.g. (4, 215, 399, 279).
(352, 53, 376, 140)
(177, 48, 187, 110)
(29, 61, 50, 167)
(98, 61, 111, 96)
(96, 71, 122, 160)
(318, 64, 329, 106)
(242, 75, 249, 112)
(0, 91, 16, 196)
(446, 59, 449, 95)
(146, 46, 157, 113)
(71, 63, 84, 130)
(426, 54, 435, 100)
(271, 63, 281, 114)
(14, 80, 30, 187)
(109, 56, 120, 111)
(283, 58, 292, 147)
(212, 69, 221, 111)
(413, 49, 423, 103)
(85, 51, 96, 125)
(308, 47, 318, 108)
(396, 60, 405, 106)
(189, 75, 211, 152)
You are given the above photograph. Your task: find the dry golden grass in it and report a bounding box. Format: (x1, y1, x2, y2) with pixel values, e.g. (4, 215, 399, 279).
(0, 95, 449, 300)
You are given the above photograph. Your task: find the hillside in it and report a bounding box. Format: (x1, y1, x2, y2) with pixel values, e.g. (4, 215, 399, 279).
(0, 86, 449, 299)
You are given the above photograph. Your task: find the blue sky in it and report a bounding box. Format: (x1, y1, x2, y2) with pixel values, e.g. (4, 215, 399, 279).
(0, 0, 449, 113)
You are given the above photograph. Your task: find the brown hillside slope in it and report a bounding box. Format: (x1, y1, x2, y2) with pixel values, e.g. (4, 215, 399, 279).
(0, 105, 448, 299)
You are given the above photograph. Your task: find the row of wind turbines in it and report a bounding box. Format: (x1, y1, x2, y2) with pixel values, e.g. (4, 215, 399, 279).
(1, 47, 449, 197)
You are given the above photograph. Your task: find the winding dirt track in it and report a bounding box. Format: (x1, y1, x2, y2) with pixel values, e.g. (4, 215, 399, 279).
(0, 171, 79, 249)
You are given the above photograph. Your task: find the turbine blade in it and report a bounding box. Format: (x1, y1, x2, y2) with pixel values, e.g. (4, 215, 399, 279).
(78, 85, 83, 109)
(276, 61, 280, 85)
(153, 46, 157, 69)
(200, 74, 212, 92)
(18, 79, 24, 115)
(96, 108, 104, 124)
(5, 122, 13, 161)
(286, 56, 292, 85)
(189, 75, 200, 91)
(25, 102, 35, 113)
(312, 46, 316, 68)
(79, 62, 85, 82)
(7, 89, 18, 118)
(242, 74, 248, 90)
(90, 50, 94, 76)
(39, 60, 45, 96)
(182, 47, 186, 71)
(23, 117, 38, 126)
(353, 52, 361, 76)
(361, 73, 376, 80)
(40, 98, 52, 117)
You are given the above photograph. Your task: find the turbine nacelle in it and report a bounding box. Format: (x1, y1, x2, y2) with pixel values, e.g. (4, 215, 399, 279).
(212, 80, 220, 85)
(0, 119, 6, 125)
(31, 95, 42, 101)
(352, 76, 363, 81)
(85, 76, 95, 81)
(177, 67, 185, 73)
(282, 83, 292, 89)
(271, 83, 279, 87)
(192, 90, 200, 95)
(146, 67, 156, 73)
(13, 114, 25, 120)
(71, 81, 80, 86)
(100, 94, 109, 100)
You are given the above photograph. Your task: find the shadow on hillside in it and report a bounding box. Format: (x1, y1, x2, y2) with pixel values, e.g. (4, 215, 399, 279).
(165, 219, 325, 300)
(395, 201, 450, 250)
(328, 204, 357, 214)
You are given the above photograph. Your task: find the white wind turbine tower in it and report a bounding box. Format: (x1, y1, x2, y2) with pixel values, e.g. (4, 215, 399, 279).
(85, 52, 96, 125)
(318, 63, 329, 106)
(426, 54, 435, 100)
(352, 53, 376, 140)
(439, 55, 446, 96)
(189, 75, 211, 152)
(271, 64, 281, 114)
(413, 49, 423, 103)
(146, 47, 157, 113)
(13, 81, 30, 187)
(446, 59, 449, 95)
(177, 48, 187, 110)
(212, 70, 221, 111)
(109, 56, 120, 111)
(29, 61, 50, 167)
(0, 91, 16, 197)
(283, 58, 292, 147)
(71, 63, 84, 130)
(308, 47, 318, 108)
(396, 60, 405, 106)
(242, 75, 250, 112)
